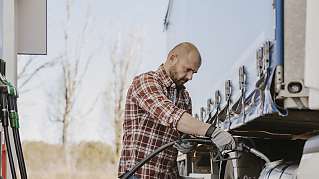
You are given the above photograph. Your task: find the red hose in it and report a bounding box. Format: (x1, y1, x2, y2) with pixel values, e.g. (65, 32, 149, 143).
(2, 143, 6, 179)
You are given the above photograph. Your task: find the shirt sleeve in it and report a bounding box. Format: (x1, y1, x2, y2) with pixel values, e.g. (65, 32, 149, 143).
(131, 74, 187, 130)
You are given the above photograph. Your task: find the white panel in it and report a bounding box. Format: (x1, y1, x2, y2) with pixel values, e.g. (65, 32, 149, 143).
(284, 0, 306, 82)
(16, 0, 47, 55)
(305, 0, 319, 109)
(3, 0, 17, 85)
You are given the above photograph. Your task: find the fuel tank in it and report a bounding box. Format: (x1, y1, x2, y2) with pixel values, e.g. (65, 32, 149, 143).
(258, 160, 298, 179)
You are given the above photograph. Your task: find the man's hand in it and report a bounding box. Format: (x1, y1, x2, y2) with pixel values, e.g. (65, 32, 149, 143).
(206, 126, 235, 151)
(175, 112, 235, 151)
(173, 141, 197, 154)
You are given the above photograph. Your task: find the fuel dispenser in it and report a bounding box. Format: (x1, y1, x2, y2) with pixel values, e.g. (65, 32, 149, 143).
(0, 59, 27, 179)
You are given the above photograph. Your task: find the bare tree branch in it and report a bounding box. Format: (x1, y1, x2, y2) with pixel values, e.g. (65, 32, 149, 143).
(18, 56, 36, 80)
(106, 32, 143, 156)
(46, 1, 101, 146)
(74, 93, 101, 120)
(18, 57, 61, 91)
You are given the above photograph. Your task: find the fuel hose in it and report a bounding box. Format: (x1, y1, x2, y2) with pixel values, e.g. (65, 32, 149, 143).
(119, 138, 212, 179)
(0, 90, 17, 179)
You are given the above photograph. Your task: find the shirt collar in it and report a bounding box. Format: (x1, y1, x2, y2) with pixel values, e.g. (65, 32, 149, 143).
(156, 64, 185, 90)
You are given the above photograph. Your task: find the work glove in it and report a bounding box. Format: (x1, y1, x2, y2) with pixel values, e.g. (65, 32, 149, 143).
(173, 140, 197, 154)
(205, 125, 235, 151)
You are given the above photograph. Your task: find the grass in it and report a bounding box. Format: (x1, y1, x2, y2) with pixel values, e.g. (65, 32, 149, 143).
(22, 141, 118, 179)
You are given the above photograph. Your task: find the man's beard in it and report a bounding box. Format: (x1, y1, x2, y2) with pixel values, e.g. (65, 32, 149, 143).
(169, 67, 184, 87)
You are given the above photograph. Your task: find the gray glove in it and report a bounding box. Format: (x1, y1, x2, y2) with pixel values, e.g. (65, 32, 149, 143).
(206, 126, 235, 151)
(173, 141, 197, 154)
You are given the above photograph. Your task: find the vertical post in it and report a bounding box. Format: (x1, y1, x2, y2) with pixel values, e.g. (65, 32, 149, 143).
(0, 0, 3, 176)
(3, 0, 17, 85)
(2, 1, 17, 178)
(275, 0, 284, 64)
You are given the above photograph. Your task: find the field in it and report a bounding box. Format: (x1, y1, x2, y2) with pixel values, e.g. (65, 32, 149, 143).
(23, 141, 118, 179)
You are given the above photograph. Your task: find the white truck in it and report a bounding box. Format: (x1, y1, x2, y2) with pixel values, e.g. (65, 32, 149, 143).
(164, 0, 319, 178)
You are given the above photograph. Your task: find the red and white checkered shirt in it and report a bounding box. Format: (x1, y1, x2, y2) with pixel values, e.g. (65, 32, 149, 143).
(118, 65, 192, 179)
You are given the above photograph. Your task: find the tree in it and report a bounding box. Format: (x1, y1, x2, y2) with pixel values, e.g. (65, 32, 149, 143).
(47, 0, 101, 145)
(17, 55, 59, 94)
(107, 32, 142, 156)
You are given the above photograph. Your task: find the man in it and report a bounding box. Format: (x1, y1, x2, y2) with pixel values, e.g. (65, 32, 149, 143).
(118, 42, 235, 179)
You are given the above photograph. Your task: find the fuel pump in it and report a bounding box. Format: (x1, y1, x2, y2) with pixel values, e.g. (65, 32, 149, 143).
(0, 59, 27, 179)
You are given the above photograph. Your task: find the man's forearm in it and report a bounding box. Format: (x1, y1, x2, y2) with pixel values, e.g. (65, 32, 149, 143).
(176, 112, 211, 136)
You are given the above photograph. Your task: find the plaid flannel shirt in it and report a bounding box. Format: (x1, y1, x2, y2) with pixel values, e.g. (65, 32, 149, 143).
(118, 65, 192, 179)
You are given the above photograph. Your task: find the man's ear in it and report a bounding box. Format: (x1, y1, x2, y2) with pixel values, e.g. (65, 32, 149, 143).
(169, 54, 178, 65)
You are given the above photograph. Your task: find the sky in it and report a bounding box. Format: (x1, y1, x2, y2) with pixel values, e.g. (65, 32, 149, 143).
(17, 0, 274, 146)
(18, 0, 169, 145)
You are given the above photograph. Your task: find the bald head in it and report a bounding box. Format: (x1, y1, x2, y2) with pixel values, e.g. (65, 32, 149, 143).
(164, 42, 202, 86)
(167, 42, 201, 64)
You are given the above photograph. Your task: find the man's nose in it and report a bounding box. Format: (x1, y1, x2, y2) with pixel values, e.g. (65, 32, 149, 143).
(186, 72, 193, 81)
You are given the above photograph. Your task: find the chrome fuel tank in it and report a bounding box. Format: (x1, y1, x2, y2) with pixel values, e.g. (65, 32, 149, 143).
(258, 160, 298, 179)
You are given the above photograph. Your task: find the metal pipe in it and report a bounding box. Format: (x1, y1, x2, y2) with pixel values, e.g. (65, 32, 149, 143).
(275, 0, 284, 65)
(241, 143, 271, 163)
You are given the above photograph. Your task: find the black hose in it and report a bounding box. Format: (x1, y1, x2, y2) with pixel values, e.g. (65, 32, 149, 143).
(1, 92, 17, 179)
(119, 138, 212, 179)
(241, 143, 270, 163)
(12, 98, 28, 179)
(0, 63, 27, 179)
(13, 129, 27, 179)
(8, 95, 26, 178)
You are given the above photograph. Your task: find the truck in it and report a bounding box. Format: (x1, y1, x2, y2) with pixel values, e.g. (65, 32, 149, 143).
(163, 0, 319, 178)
